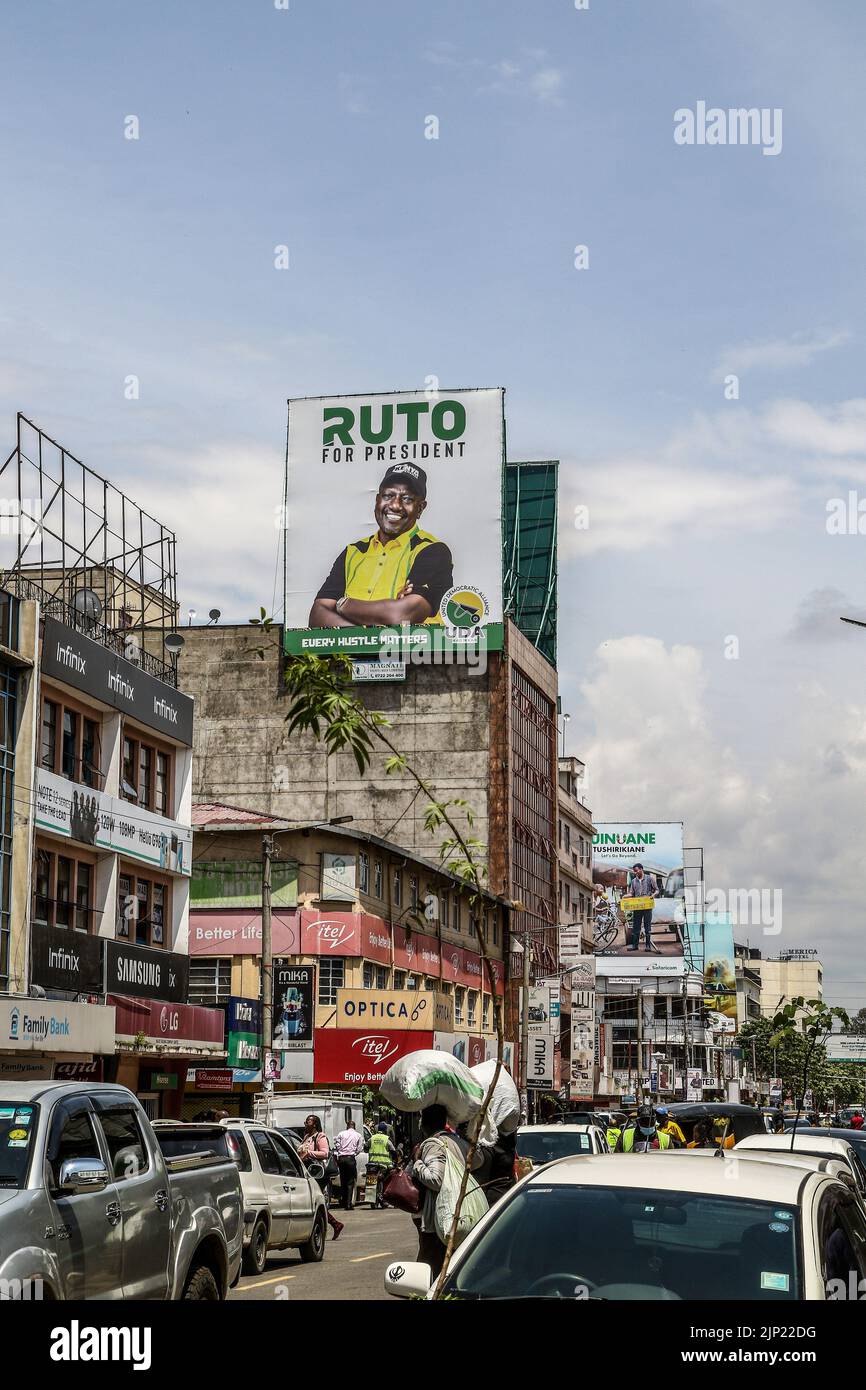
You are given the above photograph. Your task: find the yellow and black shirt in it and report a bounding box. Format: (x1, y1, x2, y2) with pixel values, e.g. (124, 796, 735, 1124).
(316, 527, 453, 624)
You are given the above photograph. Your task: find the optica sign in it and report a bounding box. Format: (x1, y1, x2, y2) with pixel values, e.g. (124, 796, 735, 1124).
(313, 1029, 433, 1086)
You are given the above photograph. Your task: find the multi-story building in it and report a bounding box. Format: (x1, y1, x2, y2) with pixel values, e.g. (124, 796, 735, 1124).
(750, 949, 824, 1030)
(184, 803, 508, 1115)
(556, 755, 594, 956)
(0, 416, 222, 1113)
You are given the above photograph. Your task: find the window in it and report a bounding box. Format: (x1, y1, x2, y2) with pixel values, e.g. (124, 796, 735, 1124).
(362, 961, 387, 990)
(318, 957, 345, 1005)
(41, 692, 102, 788)
(188, 958, 231, 1005)
(394, 970, 406, 991)
(392, 868, 402, 907)
(116, 868, 171, 948)
(452, 896, 460, 932)
(250, 1130, 282, 1175)
(467, 990, 478, 1028)
(97, 1107, 149, 1181)
(454, 987, 465, 1025)
(359, 852, 369, 894)
(493, 912, 499, 947)
(120, 728, 173, 815)
(270, 1132, 304, 1177)
(33, 845, 95, 933)
(41, 700, 57, 771)
(483, 995, 490, 1030)
(407, 974, 419, 990)
(374, 965, 388, 990)
(409, 874, 418, 910)
(654, 997, 668, 1020)
(47, 1101, 101, 1188)
(373, 860, 383, 898)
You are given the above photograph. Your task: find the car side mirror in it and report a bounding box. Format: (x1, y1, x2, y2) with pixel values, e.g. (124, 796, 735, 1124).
(384, 1261, 432, 1299)
(57, 1158, 110, 1193)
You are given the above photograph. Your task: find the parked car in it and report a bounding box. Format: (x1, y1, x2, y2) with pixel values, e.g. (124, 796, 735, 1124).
(384, 1152, 864, 1300)
(734, 1133, 866, 1200)
(0, 1082, 243, 1299)
(792, 1126, 866, 1167)
(220, 1120, 327, 1273)
(515, 1123, 608, 1177)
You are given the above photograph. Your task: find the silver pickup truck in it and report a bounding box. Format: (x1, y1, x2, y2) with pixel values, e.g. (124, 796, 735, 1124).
(0, 1081, 243, 1299)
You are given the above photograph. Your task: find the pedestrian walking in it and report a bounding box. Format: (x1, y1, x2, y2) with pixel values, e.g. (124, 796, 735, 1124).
(333, 1119, 364, 1211)
(299, 1114, 344, 1240)
(412, 1104, 480, 1277)
(367, 1122, 397, 1208)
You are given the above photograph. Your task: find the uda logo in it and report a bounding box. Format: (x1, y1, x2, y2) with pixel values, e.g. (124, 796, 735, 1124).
(438, 585, 489, 641)
(8, 1007, 19, 1041)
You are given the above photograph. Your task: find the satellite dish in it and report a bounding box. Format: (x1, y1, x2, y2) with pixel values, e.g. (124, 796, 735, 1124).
(164, 632, 185, 655)
(72, 588, 103, 623)
(209, 608, 221, 623)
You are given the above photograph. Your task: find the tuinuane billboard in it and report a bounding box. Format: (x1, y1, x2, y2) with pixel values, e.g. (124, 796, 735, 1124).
(592, 823, 686, 977)
(284, 388, 505, 659)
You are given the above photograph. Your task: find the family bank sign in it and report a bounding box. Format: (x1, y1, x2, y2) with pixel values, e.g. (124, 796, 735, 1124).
(1, 999, 115, 1054)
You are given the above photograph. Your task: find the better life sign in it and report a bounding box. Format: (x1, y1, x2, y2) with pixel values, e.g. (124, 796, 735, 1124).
(335, 989, 453, 1032)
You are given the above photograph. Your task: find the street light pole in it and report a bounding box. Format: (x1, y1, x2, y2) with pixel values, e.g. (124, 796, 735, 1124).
(520, 931, 531, 1123)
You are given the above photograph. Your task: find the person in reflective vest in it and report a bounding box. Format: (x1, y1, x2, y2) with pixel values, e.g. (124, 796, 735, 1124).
(367, 1123, 397, 1208)
(616, 1104, 672, 1152)
(655, 1106, 686, 1147)
(606, 1125, 622, 1150)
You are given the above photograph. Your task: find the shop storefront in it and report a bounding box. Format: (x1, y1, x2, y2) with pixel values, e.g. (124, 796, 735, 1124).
(108, 994, 226, 1119)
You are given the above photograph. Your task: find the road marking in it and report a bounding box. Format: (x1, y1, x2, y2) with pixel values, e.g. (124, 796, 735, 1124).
(350, 1251, 393, 1263)
(241, 1272, 297, 1290)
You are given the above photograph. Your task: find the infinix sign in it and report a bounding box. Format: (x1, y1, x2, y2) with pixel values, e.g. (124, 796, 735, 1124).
(41, 617, 193, 745)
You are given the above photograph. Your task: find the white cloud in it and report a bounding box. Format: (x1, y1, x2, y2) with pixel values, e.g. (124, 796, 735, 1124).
(717, 328, 850, 376)
(529, 69, 564, 105)
(764, 397, 866, 456)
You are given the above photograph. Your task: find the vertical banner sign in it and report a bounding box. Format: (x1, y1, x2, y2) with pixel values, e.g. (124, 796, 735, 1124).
(592, 823, 686, 977)
(687, 1068, 703, 1101)
(702, 911, 737, 1031)
(526, 985, 554, 1034)
(273, 963, 315, 1050)
(527, 1032, 554, 1089)
(569, 957, 596, 1023)
(284, 388, 505, 660)
(569, 1020, 595, 1102)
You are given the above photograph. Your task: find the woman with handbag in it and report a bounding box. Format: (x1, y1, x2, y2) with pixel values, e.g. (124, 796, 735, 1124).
(299, 1115, 344, 1240)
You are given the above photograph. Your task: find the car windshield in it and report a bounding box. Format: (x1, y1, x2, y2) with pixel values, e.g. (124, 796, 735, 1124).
(0, 1102, 38, 1188)
(517, 1132, 593, 1163)
(447, 1184, 801, 1300)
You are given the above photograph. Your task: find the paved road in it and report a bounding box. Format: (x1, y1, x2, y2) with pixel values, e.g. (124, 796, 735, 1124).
(229, 1205, 418, 1301)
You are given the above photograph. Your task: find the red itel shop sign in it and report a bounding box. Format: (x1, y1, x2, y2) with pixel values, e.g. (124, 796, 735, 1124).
(300, 911, 390, 964)
(314, 1029, 433, 1086)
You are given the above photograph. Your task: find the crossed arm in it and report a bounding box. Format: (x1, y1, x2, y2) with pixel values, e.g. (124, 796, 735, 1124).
(308, 583, 432, 628)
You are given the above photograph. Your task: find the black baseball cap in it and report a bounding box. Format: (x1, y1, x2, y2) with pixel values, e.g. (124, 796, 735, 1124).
(378, 463, 427, 499)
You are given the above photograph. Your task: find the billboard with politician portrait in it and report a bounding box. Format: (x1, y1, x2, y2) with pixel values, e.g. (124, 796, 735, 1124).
(592, 822, 686, 977)
(284, 388, 505, 659)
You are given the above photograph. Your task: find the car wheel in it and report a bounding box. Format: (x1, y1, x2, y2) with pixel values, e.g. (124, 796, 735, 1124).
(298, 1210, 326, 1263)
(242, 1219, 269, 1275)
(183, 1265, 220, 1300)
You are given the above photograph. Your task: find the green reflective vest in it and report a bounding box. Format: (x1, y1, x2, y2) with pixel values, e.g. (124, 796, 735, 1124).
(368, 1132, 393, 1163)
(621, 1128, 672, 1152)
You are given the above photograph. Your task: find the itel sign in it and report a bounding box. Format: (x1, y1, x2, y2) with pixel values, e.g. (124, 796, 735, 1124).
(313, 1028, 433, 1086)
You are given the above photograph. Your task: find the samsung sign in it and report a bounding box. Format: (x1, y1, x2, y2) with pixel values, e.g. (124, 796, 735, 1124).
(105, 940, 189, 1004)
(41, 616, 193, 746)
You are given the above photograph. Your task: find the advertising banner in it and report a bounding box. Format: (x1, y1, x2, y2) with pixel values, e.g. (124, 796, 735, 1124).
(569, 1019, 594, 1102)
(188, 1068, 234, 1092)
(41, 615, 194, 746)
(284, 388, 505, 659)
(227, 996, 261, 1068)
(109, 996, 225, 1052)
(527, 1031, 554, 1089)
(686, 1068, 703, 1101)
(393, 925, 441, 976)
(483, 1038, 515, 1073)
(334, 988, 453, 1032)
(31, 923, 103, 994)
(702, 911, 737, 1031)
(825, 1035, 866, 1062)
(525, 985, 554, 1034)
(191, 861, 297, 909)
(265, 1050, 314, 1084)
(299, 911, 391, 963)
(313, 1028, 433, 1086)
(592, 823, 686, 977)
(188, 910, 299, 957)
(105, 940, 189, 1004)
(559, 922, 585, 970)
(1, 998, 116, 1054)
(273, 964, 315, 1049)
(568, 957, 596, 1023)
(321, 852, 356, 901)
(36, 768, 191, 876)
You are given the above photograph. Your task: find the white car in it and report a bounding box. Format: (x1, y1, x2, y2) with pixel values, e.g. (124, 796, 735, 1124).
(515, 1123, 608, 1177)
(221, 1121, 327, 1275)
(734, 1133, 866, 1201)
(385, 1152, 866, 1300)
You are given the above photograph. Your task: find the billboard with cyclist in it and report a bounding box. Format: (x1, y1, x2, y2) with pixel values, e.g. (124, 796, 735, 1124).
(592, 822, 686, 977)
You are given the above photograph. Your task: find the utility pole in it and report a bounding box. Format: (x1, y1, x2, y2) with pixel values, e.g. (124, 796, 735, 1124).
(636, 987, 644, 1104)
(520, 932, 531, 1123)
(261, 832, 274, 1095)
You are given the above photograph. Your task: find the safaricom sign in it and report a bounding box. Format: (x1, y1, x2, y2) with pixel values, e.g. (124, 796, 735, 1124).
(336, 989, 453, 1032)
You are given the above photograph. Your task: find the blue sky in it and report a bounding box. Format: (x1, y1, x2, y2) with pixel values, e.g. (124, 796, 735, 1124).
(2, 0, 866, 1002)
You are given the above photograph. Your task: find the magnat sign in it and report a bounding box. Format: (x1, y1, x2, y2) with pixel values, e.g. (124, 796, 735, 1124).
(31, 924, 103, 993)
(41, 616, 193, 746)
(105, 940, 189, 1004)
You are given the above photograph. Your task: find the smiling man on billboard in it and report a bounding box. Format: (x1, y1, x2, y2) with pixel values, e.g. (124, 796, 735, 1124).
(308, 463, 453, 628)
